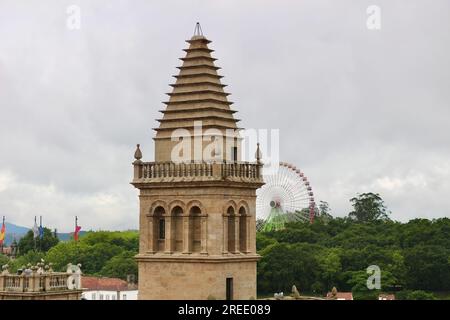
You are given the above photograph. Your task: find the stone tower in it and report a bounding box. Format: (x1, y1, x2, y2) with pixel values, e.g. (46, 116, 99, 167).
(132, 24, 263, 300)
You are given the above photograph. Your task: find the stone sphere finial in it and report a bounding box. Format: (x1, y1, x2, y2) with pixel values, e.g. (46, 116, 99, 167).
(134, 144, 143, 161)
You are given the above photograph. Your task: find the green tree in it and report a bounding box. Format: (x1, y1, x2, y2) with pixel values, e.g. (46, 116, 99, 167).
(45, 241, 124, 274)
(44, 231, 139, 275)
(346, 270, 376, 300)
(403, 245, 450, 290)
(9, 251, 46, 272)
(0, 254, 9, 267)
(18, 228, 59, 255)
(348, 193, 390, 222)
(384, 249, 406, 288)
(45, 241, 86, 272)
(81, 231, 138, 252)
(317, 248, 342, 290)
(82, 242, 123, 274)
(346, 269, 396, 300)
(255, 211, 450, 297)
(100, 251, 138, 281)
(256, 233, 278, 252)
(257, 242, 321, 294)
(274, 227, 322, 245)
(396, 290, 436, 300)
(318, 201, 333, 223)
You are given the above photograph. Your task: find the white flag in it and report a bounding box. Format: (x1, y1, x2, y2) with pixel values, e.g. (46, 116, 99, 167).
(32, 220, 39, 238)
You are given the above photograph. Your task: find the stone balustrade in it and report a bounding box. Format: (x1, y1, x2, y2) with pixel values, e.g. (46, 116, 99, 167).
(1, 273, 71, 293)
(0, 263, 83, 297)
(133, 161, 263, 183)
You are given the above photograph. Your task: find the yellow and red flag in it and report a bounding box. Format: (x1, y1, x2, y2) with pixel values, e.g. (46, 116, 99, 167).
(0, 220, 5, 246)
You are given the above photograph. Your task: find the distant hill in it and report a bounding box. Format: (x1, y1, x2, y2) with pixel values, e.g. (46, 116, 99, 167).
(3, 222, 30, 246)
(5, 222, 30, 236)
(2, 222, 87, 245)
(56, 230, 87, 241)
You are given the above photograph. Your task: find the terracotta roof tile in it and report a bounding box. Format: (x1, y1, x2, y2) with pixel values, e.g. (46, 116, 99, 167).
(326, 292, 353, 300)
(82, 276, 129, 291)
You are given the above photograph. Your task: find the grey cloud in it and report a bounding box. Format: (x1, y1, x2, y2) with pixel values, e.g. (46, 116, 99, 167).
(0, 0, 449, 231)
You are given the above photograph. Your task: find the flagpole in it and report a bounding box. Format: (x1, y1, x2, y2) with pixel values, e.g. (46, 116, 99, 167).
(39, 216, 42, 252)
(34, 216, 37, 251)
(75, 216, 78, 242)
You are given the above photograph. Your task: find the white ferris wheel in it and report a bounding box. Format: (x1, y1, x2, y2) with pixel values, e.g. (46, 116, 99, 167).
(256, 162, 316, 231)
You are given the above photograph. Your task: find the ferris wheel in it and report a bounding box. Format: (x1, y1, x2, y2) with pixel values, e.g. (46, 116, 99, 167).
(256, 162, 316, 232)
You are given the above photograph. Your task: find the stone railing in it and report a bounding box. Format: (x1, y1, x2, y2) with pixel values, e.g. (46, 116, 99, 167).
(141, 162, 214, 178)
(220, 162, 260, 179)
(0, 263, 82, 293)
(132, 161, 263, 183)
(1, 273, 71, 293)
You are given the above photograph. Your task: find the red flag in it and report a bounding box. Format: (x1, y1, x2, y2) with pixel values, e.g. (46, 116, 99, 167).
(0, 222, 5, 246)
(74, 225, 81, 241)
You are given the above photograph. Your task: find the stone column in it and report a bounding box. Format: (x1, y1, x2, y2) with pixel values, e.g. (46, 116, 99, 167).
(182, 215, 190, 254)
(133, 155, 143, 180)
(212, 163, 222, 178)
(200, 215, 208, 254)
(45, 275, 51, 291)
(222, 215, 228, 254)
(165, 216, 172, 254)
(32, 273, 40, 292)
(147, 217, 155, 253)
(245, 216, 251, 253)
(20, 276, 26, 292)
(234, 215, 240, 253)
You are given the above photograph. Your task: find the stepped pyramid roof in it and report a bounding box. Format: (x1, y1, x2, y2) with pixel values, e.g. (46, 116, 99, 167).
(154, 23, 240, 139)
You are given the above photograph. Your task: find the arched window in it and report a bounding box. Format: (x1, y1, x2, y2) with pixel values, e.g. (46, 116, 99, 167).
(190, 206, 202, 252)
(153, 206, 166, 252)
(227, 207, 236, 253)
(239, 207, 247, 253)
(172, 206, 183, 252)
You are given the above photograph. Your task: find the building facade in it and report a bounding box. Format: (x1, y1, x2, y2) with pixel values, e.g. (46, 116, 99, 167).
(132, 26, 264, 300)
(81, 276, 138, 300)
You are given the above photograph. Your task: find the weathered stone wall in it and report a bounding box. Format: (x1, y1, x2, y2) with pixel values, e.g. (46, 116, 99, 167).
(137, 258, 257, 300)
(0, 291, 82, 300)
(136, 184, 260, 300)
(138, 185, 258, 256)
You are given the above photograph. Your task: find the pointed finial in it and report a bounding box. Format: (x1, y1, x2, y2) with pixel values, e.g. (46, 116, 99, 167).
(255, 142, 262, 163)
(331, 287, 338, 296)
(193, 22, 203, 37)
(134, 144, 142, 161)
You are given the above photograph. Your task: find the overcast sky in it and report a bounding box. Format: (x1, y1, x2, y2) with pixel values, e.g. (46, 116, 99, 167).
(0, 0, 449, 232)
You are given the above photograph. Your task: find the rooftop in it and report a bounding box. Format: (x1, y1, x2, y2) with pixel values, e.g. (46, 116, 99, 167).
(155, 23, 239, 138)
(326, 291, 354, 300)
(82, 276, 135, 291)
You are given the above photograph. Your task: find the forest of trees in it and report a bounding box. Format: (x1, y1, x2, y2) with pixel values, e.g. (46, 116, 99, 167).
(257, 194, 450, 299)
(2, 230, 139, 282)
(1, 193, 449, 300)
